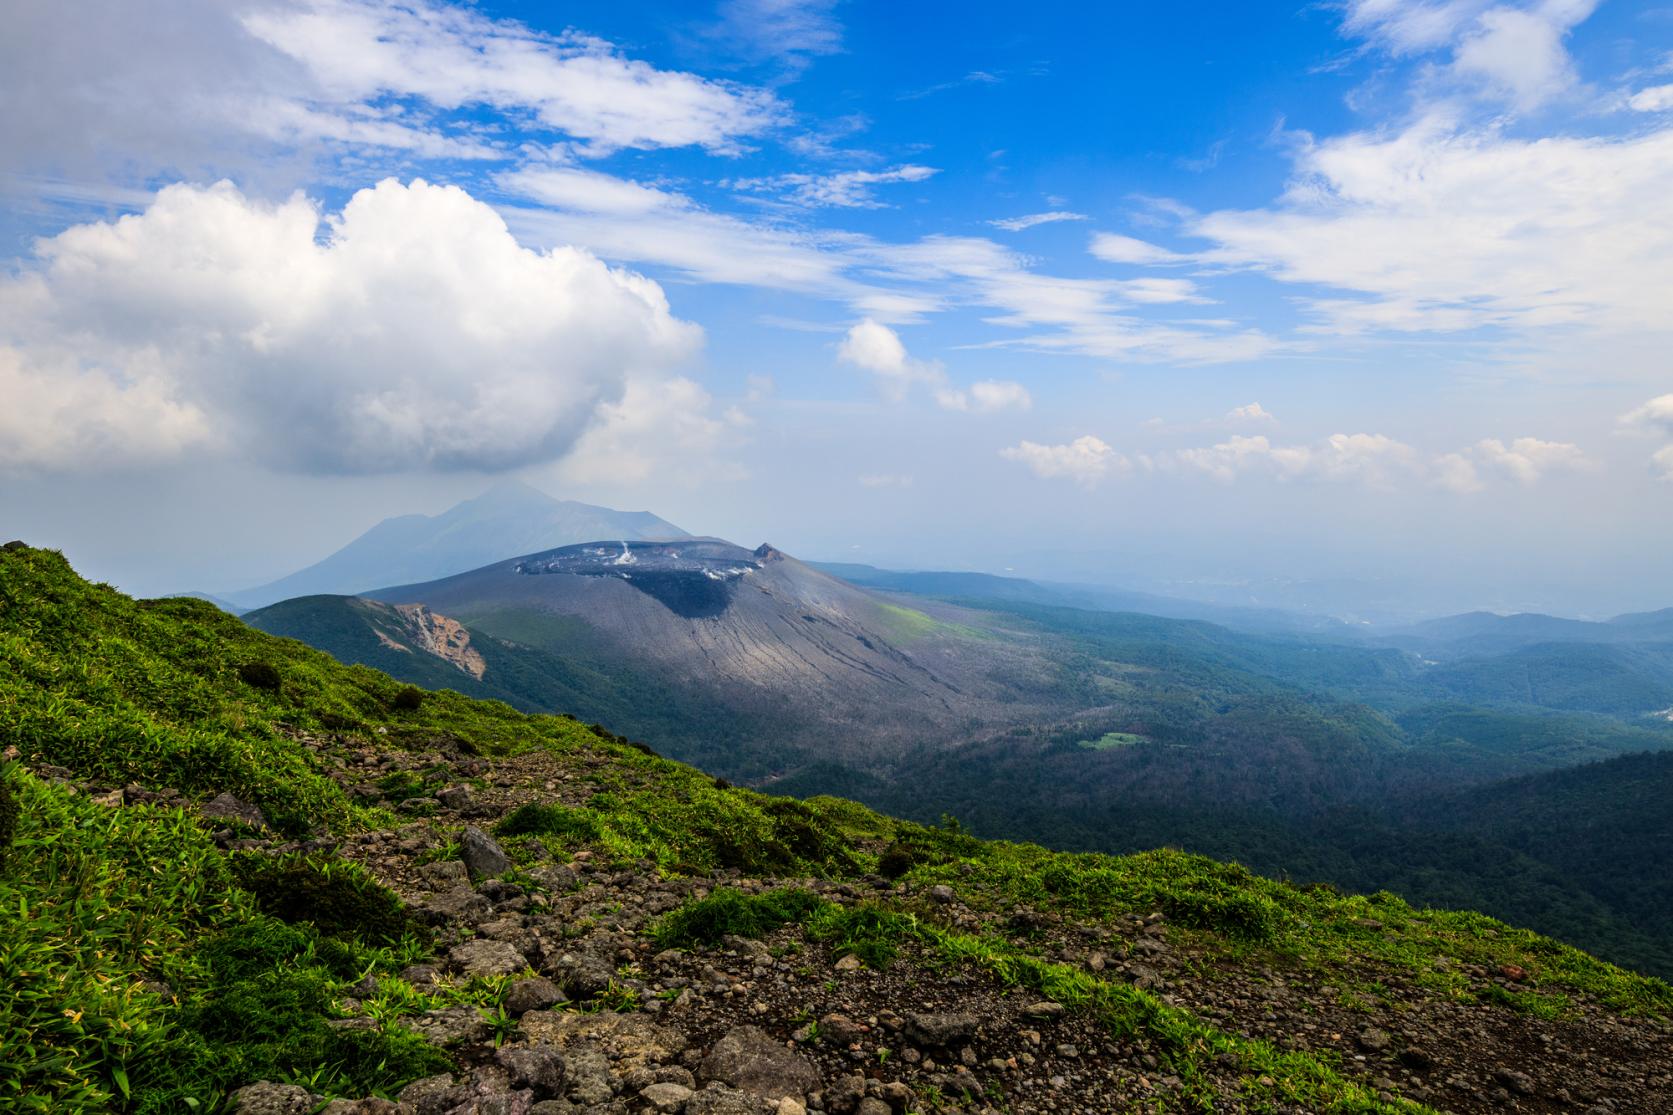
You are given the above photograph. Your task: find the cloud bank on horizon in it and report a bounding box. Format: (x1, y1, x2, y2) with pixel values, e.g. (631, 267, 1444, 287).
(1, 0, 1670, 606)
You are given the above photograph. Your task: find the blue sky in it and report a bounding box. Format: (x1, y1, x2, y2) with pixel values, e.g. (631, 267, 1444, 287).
(2, 0, 1672, 617)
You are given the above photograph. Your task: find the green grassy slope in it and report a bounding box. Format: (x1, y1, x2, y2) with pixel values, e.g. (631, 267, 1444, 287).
(4, 544, 1672, 1113)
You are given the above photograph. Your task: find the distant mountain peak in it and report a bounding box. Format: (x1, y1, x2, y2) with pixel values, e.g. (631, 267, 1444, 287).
(224, 485, 689, 609)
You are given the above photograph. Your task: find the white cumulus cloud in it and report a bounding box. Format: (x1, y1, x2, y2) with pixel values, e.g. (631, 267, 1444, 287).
(1227, 402, 1276, 424)
(1620, 394, 1673, 480)
(1629, 84, 1673, 112)
(1000, 436, 1124, 486)
(1172, 433, 1420, 487)
(837, 318, 1030, 411)
(0, 178, 701, 474)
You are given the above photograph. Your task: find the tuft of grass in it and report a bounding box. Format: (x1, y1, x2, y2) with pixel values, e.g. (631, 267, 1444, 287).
(495, 802, 604, 843)
(231, 853, 418, 947)
(652, 888, 824, 950)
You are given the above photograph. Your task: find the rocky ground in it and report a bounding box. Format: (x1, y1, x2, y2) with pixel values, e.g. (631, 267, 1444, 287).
(157, 737, 1673, 1115)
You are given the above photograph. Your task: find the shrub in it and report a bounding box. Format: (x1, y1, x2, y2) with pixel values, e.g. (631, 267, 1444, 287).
(232, 854, 415, 946)
(876, 841, 919, 880)
(1159, 888, 1281, 943)
(236, 662, 282, 691)
(391, 685, 425, 711)
(652, 888, 823, 950)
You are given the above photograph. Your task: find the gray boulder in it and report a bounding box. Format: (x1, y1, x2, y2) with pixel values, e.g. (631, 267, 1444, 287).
(461, 825, 511, 880)
(902, 1012, 980, 1048)
(450, 938, 530, 979)
(230, 1082, 317, 1115)
(698, 1025, 820, 1101)
(203, 792, 267, 830)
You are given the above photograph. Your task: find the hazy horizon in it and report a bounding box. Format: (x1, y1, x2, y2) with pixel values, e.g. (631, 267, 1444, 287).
(4, 0, 1671, 621)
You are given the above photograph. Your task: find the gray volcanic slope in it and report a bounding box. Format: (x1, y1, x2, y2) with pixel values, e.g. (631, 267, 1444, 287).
(226, 482, 686, 609)
(368, 539, 1069, 765)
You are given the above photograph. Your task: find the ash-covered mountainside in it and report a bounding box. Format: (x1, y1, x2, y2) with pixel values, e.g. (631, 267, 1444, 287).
(367, 540, 1069, 775)
(514, 540, 772, 618)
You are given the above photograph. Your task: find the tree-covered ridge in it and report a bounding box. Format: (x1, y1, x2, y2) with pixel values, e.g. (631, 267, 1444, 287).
(3, 544, 1672, 1113)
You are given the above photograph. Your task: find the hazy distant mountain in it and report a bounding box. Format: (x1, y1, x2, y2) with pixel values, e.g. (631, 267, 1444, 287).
(812, 561, 1351, 636)
(166, 590, 247, 615)
(1382, 607, 1673, 658)
(225, 482, 687, 609)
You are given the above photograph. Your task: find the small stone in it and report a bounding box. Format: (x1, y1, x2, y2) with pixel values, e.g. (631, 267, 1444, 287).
(1494, 1069, 1536, 1096)
(460, 825, 511, 880)
(418, 860, 470, 890)
(1022, 1001, 1065, 1020)
(449, 938, 529, 979)
(927, 885, 956, 904)
(818, 1013, 868, 1045)
(685, 1087, 760, 1115)
(1357, 1027, 1393, 1053)
(504, 976, 565, 1015)
(414, 885, 491, 926)
(436, 784, 474, 810)
(409, 1007, 489, 1047)
(777, 1099, 808, 1115)
(396, 1074, 456, 1112)
(902, 1012, 980, 1048)
(641, 1082, 695, 1112)
(230, 1082, 317, 1115)
(202, 792, 267, 830)
(834, 953, 863, 971)
(495, 1042, 566, 1095)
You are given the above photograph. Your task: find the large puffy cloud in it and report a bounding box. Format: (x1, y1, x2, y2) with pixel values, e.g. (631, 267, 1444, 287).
(0, 178, 700, 473)
(999, 436, 1124, 487)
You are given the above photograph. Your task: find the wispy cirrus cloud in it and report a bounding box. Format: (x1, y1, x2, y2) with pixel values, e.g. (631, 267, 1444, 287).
(990, 211, 1088, 232)
(725, 164, 939, 208)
